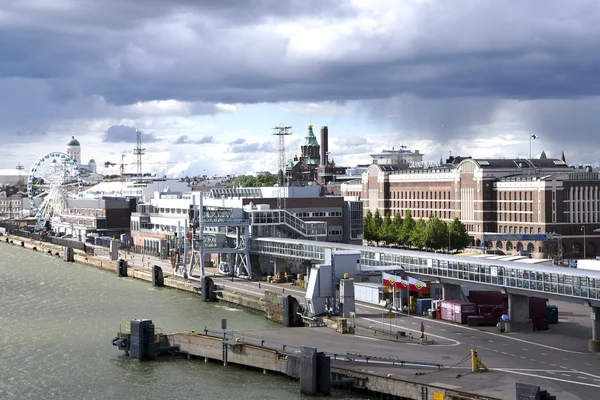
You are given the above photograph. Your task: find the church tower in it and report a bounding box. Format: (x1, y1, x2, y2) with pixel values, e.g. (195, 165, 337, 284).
(300, 122, 321, 166)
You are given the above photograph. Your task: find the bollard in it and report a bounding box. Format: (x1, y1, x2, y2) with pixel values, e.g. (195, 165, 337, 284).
(258, 282, 261, 289)
(282, 287, 285, 294)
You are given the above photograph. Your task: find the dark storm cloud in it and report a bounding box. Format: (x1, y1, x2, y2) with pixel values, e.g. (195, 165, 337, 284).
(2, 0, 600, 154)
(103, 125, 159, 143)
(173, 135, 215, 144)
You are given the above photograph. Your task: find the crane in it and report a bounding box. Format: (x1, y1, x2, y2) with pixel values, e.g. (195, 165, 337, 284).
(104, 156, 176, 182)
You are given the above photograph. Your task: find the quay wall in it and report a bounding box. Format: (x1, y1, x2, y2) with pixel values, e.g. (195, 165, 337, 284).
(1, 236, 270, 315)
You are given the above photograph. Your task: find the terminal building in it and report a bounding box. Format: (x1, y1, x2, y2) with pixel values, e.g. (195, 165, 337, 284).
(129, 186, 364, 261)
(341, 153, 600, 260)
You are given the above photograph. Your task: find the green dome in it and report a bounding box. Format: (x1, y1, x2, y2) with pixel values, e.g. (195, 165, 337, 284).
(67, 133, 80, 147)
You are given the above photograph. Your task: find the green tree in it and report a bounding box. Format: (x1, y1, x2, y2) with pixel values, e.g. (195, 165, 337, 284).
(425, 216, 448, 251)
(370, 209, 383, 246)
(228, 173, 278, 188)
(409, 218, 427, 249)
(398, 209, 415, 247)
(391, 212, 403, 246)
(363, 211, 374, 243)
(379, 213, 396, 246)
(448, 217, 470, 252)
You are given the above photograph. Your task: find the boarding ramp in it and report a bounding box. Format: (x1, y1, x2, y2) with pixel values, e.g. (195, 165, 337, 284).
(251, 237, 600, 308)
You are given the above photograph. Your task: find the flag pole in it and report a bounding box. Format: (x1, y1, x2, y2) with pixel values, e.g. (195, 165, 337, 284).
(529, 131, 532, 161)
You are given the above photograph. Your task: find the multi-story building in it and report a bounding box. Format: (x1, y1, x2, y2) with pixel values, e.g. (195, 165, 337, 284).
(53, 197, 136, 240)
(342, 154, 600, 259)
(0, 190, 23, 219)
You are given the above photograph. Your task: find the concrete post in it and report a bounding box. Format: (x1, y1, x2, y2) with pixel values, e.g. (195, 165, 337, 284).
(442, 283, 462, 301)
(589, 306, 600, 352)
(507, 293, 533, 332)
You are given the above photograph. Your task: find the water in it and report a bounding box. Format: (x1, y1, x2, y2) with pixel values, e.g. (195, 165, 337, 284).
(0, 243, 364, 399)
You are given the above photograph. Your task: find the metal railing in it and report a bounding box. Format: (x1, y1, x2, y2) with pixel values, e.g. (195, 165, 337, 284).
(251, 237, 600, 306)
(246, 210, 327, 238)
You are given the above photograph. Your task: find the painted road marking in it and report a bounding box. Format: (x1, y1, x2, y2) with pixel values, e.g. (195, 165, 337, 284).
(520, 356, 526, 359)
(510, 354, 517, 357)
(361, 317, 461, 346)
(562, 374, 571, 377)
(501, 352, 508, 354)
(550, 364, 557, 366)
(560, 366, 568, 369)
(529, 359, 536, 362)
(585, 363, 592, 366)
(579, 377, 588, 380)
(540, 361, 547, 364)
(547, 372, 555, 375)
(496, 369, 600, 388)
(541, 352, 548, 356)
(522, 348, 528, 351)
(356, 302, 588, 354)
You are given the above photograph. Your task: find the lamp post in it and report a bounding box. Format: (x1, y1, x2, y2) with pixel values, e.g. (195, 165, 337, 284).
(582, 226, 586, 260)
(448, 227, 451, 254)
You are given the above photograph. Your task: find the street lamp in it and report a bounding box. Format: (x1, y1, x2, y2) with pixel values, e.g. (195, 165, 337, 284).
(582, 226, 586, 260)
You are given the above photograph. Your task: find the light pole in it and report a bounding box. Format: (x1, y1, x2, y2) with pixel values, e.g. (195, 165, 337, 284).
(448, 226, 451, 254)
(582, 226, 586, 259)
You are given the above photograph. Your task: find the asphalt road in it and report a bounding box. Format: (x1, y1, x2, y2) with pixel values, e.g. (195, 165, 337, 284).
(218, 277, 600, 400)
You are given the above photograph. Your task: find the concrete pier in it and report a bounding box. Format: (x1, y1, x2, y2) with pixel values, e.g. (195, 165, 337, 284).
(507, 293, 533, 332)
(589, 306, 600, 352)
(441, 283, 462, 300)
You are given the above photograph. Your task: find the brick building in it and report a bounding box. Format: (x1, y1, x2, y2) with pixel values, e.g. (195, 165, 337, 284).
(342, 155, 600, 259)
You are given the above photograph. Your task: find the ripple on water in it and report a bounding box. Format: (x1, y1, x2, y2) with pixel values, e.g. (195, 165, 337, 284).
(0, 243, 364, 400)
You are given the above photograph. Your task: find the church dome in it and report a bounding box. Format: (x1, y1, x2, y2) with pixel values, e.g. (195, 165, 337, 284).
(67, 133, 80, 147)
(89, 159, 96, 163)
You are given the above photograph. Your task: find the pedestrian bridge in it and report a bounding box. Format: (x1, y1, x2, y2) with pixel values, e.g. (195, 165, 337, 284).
(251, 237, 600, 308)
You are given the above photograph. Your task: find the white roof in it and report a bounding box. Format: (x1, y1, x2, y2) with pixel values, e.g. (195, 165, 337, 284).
(0, 169, 23, 176)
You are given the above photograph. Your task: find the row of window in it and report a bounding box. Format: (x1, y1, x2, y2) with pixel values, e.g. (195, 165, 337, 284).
(294, 211, 342, 218)
(67, 208, 106, 217)
(328, 230, 343, 236)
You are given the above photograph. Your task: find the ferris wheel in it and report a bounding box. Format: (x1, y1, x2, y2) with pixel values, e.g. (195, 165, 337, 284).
(27, 152, 83, 229)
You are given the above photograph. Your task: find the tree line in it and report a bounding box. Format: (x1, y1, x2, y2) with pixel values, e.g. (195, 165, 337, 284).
(364, 210, 471, 252)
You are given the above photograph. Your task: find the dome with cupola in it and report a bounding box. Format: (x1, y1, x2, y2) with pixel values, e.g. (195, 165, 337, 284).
(67, 133, 81, 147)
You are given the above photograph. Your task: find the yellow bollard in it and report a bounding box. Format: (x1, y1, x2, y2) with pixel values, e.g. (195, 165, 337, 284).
(471, 349, 478, 373)
(387, 374, 393, 378)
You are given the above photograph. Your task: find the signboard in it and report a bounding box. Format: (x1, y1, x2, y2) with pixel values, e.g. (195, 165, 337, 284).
(409, 160, 441, 169)
(516, 382, 540, 400)
(433, 393, 444, 400)
(388, 310, 393, 318)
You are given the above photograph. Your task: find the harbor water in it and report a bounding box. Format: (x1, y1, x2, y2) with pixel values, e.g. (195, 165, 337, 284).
(0, 243, 364, 399)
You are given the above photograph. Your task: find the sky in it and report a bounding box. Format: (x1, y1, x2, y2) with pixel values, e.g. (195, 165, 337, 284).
(2, 0, 600, 178)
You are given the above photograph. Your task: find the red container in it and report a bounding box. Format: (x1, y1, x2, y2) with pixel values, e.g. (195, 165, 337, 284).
(467, 290, 505, 306)
(440, 300, 477, 324)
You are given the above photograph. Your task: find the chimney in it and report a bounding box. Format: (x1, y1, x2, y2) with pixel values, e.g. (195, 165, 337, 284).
(320, 126, 328, 166)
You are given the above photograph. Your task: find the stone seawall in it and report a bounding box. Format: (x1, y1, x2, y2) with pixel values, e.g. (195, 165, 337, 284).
(1, 235, 273, 319)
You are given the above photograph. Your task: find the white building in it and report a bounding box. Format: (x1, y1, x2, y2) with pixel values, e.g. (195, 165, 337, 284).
(370, 147, 424, 165)
(65, 134, 102, 182)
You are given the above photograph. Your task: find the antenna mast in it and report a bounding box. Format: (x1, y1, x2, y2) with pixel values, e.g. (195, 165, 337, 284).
(272, 124, 292, 210)
(16, 163, 24, 187)
(133, 129, 145, 198)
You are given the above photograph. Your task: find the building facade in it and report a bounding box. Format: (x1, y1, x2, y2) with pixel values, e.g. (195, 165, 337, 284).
(53, 197, 135, 240)
(342, 155, 600, 259)
(0, 191, 23, 220)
